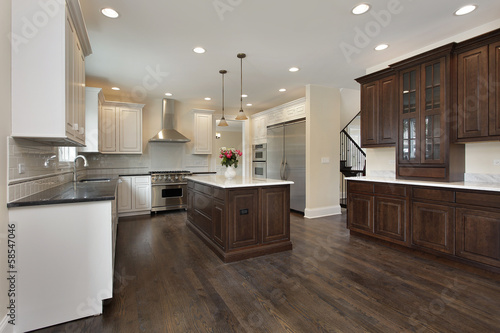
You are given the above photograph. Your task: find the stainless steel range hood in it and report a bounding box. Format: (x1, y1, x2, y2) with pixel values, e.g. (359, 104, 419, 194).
(149, 99, 190, 142)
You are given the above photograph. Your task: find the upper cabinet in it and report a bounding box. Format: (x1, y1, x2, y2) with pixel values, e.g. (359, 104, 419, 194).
(252, 115, 267, 144)
(455, 30, 500, 142)
(356, 69, 397, 147)
(193, 110, 214, 154)
(391, 45, 464, 181)
(79, 87, 104, 153)
(99, 101, 144, 154)
(11, 0, 92, 146)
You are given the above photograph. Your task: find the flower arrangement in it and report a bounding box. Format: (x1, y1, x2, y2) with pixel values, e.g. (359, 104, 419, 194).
(219, 147, 242, 168)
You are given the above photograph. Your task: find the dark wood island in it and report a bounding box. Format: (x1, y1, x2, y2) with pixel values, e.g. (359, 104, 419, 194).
(186, 175, 293, 262)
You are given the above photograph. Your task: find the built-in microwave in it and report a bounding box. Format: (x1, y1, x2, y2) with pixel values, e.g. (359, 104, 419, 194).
(252, 143, 267, 162)
(252, 161, 267, 179)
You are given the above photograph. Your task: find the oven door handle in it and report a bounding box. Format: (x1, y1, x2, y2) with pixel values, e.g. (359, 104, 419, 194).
(152, 182, 187, 186)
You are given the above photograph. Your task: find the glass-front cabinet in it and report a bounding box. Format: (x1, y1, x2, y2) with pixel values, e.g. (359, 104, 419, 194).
(394, 44, 464, 181)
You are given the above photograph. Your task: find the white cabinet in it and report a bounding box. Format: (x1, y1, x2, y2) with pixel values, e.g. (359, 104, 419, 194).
(11, 0, 91, 146)
(118, 176, 151, 216)
(193, 110, 214, 154)
(10, 200, 114, 332)
(79, 87, 104, 153)
(252, 115, 268, 144)
(99, 102, 144, 154)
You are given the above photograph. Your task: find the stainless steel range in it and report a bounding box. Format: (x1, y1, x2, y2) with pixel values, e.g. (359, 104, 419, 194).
(150, 170, 192, 212)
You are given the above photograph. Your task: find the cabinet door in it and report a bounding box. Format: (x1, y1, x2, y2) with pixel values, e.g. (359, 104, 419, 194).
(133, 177, 151, 211)
(399, 67, 421, 164)
(194, 112, 213, 154)
(118, 107, 142, 153)
(100, 106, 117, 152)
(228, 188, 259, 249)
(193, 191, 213, 237)
(457, 46, 489, 139)
(378, 75, 398, 145)
(456, 208, 500, 268)
(420, 58, 445, 164)
(75, 40, 85, 144)
(347, 193, 374, 233)
(490, 41, 500, 136)
(374, 196, 406, 242)
(117, 177, 133, 212)
(411, 202, 454, 254)
(213, 199, 226, 249)
(261, 186, 290, 243)
(360, 81, 378, 147)
(65, 13, 76, 141)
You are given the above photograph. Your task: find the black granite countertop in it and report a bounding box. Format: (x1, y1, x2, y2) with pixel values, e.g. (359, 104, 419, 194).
(7, 177, 119, 208)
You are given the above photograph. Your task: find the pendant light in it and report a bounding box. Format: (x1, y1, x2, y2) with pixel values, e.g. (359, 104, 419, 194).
(218, 70, 228, 127)
(235, 53, 248, 120)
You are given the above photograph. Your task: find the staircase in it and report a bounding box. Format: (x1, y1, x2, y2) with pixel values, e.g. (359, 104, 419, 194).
(340, 113, 365, 208)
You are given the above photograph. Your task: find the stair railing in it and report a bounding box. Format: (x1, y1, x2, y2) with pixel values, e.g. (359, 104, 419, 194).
(340, 112, 366, 208)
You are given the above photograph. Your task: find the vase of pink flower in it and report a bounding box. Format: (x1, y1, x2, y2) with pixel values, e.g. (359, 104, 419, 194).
(219, 147, 242, 179)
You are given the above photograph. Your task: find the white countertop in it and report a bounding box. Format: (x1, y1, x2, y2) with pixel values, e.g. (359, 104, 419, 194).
(346, 176, 500, 192)
(186, 175, 294, 188)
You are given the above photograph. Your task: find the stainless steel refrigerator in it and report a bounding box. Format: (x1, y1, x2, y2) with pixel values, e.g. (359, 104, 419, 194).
(267, 119, 306, 212)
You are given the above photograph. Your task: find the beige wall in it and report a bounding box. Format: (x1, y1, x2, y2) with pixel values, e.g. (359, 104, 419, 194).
(305, 85, 341, 218)
(340, 88, 360, 129)
(1, 0, 11, 322)
(466, 142, 500, 174)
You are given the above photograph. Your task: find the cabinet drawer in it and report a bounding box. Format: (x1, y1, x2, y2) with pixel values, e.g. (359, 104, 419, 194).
(412, 187, 455, 203)
(213, 188, 225, 201)
(399, 167, 446, 179)
(195, 183, 212, 196)
(134, 176, 151, 185)
(456, 191, 500, 209)
(348, 181, 374, 194)
(374, 183, 407, 197)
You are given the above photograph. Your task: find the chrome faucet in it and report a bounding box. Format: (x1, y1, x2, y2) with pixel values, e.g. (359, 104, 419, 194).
(73, 155, 89, 182)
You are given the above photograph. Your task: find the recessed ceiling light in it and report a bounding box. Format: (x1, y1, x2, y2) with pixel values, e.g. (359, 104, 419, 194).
(165, 92, 173, 96)
(204, 97, 211, 101)
(111, 87, 120, 91)
(193, 47, 206, 54)
(352, 3, 370, 15)
(241, 94, 248, 98)
(454, 5, 477, 16)
(289, 67, 300, 72)
(246, 103, 252, 107)
(375, 44, 389, 51)
(279, 88, 287, 92)
(101, 8, 119, 18)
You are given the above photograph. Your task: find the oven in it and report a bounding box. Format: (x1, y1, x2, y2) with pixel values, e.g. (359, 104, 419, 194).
(252, 161, 267, 179)
(150, 171, 192, 212)
(252, 143, 267, 162)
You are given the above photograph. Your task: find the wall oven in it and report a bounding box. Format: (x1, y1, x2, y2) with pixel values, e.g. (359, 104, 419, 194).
(252, 161, 267, 179)
(150, 170, 192, 212)
(252, 143, 267, 162)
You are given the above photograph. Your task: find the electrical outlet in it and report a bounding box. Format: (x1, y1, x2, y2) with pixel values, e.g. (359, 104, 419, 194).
(321, 157, 330, 164)
(18, 163, 25, 174)
(494, 160, 500, 166)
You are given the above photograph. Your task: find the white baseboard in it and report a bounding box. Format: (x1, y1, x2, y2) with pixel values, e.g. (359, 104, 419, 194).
(304, 205, 342, 219)
(0, 314, 12, 333)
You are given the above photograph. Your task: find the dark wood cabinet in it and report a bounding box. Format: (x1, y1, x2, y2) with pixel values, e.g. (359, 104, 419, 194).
(348, 180, 500, 271)
(454, 30, 500, 141)
(347, 181, 408, 245)
(456, 208, 500, 267)
(228, 188, 259, 249)
(356, 69, 398, 147)
(411, 201, 454, 254)
(187, 180, 292, 262)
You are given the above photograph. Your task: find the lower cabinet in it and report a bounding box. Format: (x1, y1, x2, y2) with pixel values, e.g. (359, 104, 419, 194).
(118, 176, 151, 216)
(187, 180, 292, 262)
(348, 180, 500, 271)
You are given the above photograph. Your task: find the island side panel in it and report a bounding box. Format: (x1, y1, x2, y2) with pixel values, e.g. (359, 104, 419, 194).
(261, 186, 290, 243)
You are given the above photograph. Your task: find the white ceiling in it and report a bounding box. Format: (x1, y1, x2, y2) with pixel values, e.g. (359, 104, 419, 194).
(81, 0, 500, 114)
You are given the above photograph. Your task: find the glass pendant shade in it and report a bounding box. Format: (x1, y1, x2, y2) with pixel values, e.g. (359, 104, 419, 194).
(236, 53, 248, 120)
(218, 69, 229, 127)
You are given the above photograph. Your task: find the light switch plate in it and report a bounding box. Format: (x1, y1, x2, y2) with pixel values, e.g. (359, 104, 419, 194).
(18, 163, 25, 174)
(494, 160, 500, 166)
(321, 157, 330, 164)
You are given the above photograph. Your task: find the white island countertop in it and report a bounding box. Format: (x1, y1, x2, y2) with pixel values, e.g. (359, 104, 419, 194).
(186, 175, 294, 188)
(346, 176, 500, 193)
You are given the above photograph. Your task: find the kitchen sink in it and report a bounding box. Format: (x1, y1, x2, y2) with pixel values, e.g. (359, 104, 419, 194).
(79, 178, 111, 183)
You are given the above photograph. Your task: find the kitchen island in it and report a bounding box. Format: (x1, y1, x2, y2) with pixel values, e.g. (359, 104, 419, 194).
(186, 175, 293, 262)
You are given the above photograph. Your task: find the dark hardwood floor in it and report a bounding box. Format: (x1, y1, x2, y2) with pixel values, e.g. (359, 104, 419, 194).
(36, 211, 500, 332)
